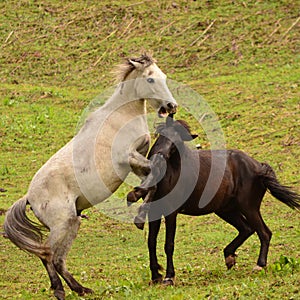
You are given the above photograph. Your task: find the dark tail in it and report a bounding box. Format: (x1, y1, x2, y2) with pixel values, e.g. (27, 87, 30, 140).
(3, 197, 50, 258)
(261, 163, 300, 210)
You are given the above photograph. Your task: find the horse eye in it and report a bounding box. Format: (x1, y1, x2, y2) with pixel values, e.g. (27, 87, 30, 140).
(147, 78, 155, 83)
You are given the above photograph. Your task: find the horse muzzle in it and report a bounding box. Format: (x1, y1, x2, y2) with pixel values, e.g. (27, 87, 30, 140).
(158, 102, 177, 118)
(167, 102, 177, 114)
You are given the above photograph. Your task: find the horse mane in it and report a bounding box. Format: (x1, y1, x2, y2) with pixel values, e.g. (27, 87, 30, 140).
(114, 53, 156, 82)
(155, 119, 192, 136)
(175, 120, 191, 134)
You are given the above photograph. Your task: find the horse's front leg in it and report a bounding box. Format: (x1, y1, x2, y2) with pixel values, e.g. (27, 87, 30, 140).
(128, 150, 151, 178)
(163, 212, 177, 286)
(128, 153, 166, 204)
(134, 187, 157, 230)
(48, 215, 93, 298)
(148, 216, 163, 284)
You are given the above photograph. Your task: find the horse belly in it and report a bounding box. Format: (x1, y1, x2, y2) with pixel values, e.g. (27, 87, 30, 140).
(180, 194, 232, 216)
(74, 164, 126, 206)
(179, 197, 215, 216)
(179, 171, 234, 216)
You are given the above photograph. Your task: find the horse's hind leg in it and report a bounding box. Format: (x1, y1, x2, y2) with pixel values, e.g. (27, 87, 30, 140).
(48, 215, 93, 296)
(216, 210, 255, 269)
(241, 209, 272, 270)
(41, 258, 65, 300)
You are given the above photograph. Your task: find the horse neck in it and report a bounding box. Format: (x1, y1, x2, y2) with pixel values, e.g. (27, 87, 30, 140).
(123, 98, 147, 118)
(169, 145, 191, 169)
(103, 82, 147, 117)
(78, 84, 147, 136)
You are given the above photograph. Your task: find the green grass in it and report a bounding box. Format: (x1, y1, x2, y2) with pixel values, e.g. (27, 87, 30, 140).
(0, 1, 299, 299)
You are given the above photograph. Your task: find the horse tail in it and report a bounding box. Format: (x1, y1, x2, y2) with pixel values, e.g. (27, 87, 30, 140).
(260, 163, 300, 210)
(3, 196, 50, 258)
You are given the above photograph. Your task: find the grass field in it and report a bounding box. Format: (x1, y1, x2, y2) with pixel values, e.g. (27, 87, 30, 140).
(0, 1, 299, 299)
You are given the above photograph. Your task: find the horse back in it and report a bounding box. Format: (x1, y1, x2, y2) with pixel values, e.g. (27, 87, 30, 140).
(178, 149, 264, 215)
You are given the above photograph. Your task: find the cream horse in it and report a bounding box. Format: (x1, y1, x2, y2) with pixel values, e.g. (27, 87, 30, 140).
(4, 54, 177, 300)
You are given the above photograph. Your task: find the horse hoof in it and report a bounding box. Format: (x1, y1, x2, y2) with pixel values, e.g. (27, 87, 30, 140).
(83, 287, 94, 294)
(252, 265, 263, 272)
(162, 277, 174, 286)
(149, 277, 163, 285)
(225, 254, 237, 270)
(134, 221, 145, 230)
(127, 191, 138, 203)
(54, 290, 65, 300)
(134, 216, 145, 230)
(78, 288, 93, 296)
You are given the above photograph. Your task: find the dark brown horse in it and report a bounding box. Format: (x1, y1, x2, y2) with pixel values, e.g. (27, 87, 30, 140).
(127, 116, 300, 285)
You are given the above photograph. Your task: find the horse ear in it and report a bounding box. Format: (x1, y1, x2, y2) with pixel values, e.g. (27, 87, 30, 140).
(180, 131, 198, 141)
(166, 114, 174, 127)
(129, 59, 144, 70)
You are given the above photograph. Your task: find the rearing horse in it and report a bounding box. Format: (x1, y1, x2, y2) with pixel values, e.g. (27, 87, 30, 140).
(3, 54, 177, 300)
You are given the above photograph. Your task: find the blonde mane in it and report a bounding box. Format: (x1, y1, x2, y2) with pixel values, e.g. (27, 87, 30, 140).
(114, 53, 156, 82)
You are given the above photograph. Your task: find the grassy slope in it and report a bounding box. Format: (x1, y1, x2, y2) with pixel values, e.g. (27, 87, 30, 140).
(0, 1, 299, 299)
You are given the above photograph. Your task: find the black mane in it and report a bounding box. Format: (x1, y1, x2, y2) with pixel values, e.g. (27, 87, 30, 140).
(155, 119, 192, 136)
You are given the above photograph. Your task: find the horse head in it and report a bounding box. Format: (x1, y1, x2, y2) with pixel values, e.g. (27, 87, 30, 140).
(117, 53, 178, 117)
(150, 117, 198, 160)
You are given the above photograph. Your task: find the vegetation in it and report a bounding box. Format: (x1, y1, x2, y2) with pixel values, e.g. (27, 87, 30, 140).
(0, 1, 299, 299)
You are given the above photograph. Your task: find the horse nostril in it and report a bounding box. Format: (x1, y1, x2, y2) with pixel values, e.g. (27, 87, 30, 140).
(167, 103, 177, 109)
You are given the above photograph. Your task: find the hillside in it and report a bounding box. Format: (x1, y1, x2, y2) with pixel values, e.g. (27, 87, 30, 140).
(1, 1, 299, 176)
